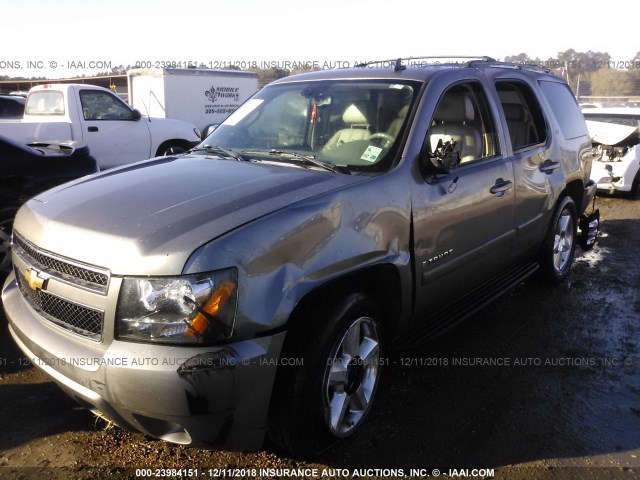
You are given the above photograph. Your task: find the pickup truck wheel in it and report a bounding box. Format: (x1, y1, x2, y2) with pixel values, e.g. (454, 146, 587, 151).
(157, 143, 187, 156)
(540, 196, 577, 283)
(269, 293, 384, 457)
(0, 208, 18, 273)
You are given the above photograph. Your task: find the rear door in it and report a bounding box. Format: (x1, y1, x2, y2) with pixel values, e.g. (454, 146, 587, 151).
(411, 78, 516, 328)
(492, 79, 553, 260)
(78, 89, 151, 168)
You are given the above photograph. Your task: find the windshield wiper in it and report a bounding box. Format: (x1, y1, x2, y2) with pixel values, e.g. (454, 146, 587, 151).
(241, 149, 349, 174)
(189, 144, 246, 161)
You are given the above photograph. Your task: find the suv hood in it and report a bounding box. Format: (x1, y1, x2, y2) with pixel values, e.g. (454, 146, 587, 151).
(15, 155, 365, 275)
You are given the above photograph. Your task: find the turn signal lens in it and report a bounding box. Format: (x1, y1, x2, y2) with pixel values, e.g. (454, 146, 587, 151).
(186, 281, 236, 337)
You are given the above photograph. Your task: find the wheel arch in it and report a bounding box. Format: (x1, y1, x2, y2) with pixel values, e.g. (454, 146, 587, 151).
(266, 263, 402, 452)
(563, 179, 586, 214)
(284, 263, 403, 346)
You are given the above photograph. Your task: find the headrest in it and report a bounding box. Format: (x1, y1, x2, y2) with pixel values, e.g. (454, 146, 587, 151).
(503, 103, 525, 121)
(434, 95, 475, 122)
(342, 104, 368, 124)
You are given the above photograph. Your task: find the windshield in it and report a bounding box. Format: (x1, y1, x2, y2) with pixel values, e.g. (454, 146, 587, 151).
(198, 79, 420, 173)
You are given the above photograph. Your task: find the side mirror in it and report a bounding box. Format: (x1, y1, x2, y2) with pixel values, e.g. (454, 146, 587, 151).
(132, 109, 142, 121)
(203, 123, 219, 137)
(421, 139, 460, 175)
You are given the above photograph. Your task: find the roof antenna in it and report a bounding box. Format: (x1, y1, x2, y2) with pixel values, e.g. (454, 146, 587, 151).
(394, 58, 406, 72)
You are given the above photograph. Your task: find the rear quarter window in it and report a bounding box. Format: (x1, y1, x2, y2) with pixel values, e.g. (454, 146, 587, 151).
(538, 81, 588, 140)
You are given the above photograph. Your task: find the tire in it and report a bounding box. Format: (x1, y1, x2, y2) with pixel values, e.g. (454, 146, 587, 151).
(629, 171, 640, 198)
(0, 207, 18, 274)
(539, 196, 578, 283)
(268, 293, 384, 457)
(157, 143, 187, 157)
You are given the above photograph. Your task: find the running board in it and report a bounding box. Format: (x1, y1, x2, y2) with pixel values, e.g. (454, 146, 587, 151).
(394, 261, 539, 350)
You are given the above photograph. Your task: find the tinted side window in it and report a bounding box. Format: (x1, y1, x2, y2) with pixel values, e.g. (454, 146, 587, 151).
(80, 90, 133, 121)
(538, 81, 588, 140)
(496, 81, 547, 151)
(429, 82, 499, 164)
(0, 98, 25, 118)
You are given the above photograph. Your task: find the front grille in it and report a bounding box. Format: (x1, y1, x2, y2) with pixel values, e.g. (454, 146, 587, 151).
(13, 232, 109, 294)
(15, 266, 104, 341)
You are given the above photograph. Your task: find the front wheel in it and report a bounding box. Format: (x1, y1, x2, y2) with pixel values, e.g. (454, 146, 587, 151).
(157, 143, 187, 157)
(269, 293, 384, 457)
(0, 208, 18, 274)
(323, 314, 381, 438)
(539, 196, 577, 283)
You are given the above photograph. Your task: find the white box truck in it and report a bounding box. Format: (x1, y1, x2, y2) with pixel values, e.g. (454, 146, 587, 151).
(127, 68, 259, 135)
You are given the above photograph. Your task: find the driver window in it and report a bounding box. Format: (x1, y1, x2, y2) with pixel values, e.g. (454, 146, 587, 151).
(429, 82, 498, 164)
(80, 90, 133, 121)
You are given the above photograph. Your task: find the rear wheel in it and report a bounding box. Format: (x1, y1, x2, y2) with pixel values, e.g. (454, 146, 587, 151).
(539, 196, 577, 283)
(269, 293, 384, 457)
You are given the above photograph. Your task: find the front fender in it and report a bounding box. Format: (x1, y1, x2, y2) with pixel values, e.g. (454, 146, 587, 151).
(182, 170, 413, 338)
(145, 117, 200, 153)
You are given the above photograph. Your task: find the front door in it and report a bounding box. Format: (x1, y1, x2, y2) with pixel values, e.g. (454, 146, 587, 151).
(79, 89, 151, 168)
(411, 81, 515, 329)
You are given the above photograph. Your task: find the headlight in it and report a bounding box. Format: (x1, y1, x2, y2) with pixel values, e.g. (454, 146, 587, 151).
(116, 268, 237, 344)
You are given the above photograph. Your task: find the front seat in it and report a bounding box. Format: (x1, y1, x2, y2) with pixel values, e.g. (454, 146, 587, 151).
(323, 104, 371, 151)
(430, 94, 482, 163)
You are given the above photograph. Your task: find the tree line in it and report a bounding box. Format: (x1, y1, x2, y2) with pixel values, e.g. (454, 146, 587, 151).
(504, 49, 640, 97)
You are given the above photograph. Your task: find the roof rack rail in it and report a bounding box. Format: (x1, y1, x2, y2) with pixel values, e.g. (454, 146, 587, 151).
(355, 56, 497, 71)
(354, 56, 552, 74)
(478, 60, 552, 74)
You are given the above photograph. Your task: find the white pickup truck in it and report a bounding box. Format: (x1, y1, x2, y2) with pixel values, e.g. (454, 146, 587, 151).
(0, 84, 201, 169)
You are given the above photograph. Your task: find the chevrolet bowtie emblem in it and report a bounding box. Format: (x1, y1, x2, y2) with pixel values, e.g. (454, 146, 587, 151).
(25, 268, 48, 291)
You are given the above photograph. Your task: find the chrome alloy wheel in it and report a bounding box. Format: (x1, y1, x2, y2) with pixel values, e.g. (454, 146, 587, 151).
(553, 209, 575, 273)
(323, 316, 381, 437)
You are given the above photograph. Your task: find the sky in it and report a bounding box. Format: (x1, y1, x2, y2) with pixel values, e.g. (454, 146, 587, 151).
(1, 0, 638, 79)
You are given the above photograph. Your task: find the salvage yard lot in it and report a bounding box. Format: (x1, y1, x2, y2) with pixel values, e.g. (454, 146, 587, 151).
(1, 195, 639, 480)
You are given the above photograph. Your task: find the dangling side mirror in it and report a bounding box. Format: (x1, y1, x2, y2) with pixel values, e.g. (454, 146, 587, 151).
(420, 139, 461, 176)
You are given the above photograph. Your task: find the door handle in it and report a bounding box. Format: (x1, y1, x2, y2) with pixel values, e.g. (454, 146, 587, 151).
(490, 178, 513, 197)
(539, 159, 560, 175)
(88, 126, 99, 132)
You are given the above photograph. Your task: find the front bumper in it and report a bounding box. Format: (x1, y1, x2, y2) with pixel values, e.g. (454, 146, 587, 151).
(2, 272, 285, 450)
(590, 162, 634, 193)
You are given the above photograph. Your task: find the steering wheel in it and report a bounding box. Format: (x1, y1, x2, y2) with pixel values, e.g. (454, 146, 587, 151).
(368, 133, 395, 148)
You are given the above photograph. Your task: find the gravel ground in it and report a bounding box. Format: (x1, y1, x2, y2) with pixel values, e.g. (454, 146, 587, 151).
(0, 194, 638, 480)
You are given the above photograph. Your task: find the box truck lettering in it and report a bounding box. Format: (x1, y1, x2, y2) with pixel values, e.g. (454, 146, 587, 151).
(205, 86, 240, 103)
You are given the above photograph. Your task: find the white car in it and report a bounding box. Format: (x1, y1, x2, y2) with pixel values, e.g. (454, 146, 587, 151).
(584, 108, 640, 196)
